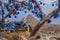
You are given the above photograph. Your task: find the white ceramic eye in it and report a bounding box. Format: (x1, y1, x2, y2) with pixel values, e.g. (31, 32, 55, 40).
(39, 0, 58, 4)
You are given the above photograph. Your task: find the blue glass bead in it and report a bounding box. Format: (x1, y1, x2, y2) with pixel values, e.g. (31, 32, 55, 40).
(29, 0, 32, 2)
(35, 12, 38, 14)
(14, 16, 17, 18)
(27, 7, 31, 11)
(34, 5, 38, 9)
(31, 10, 35, 15)
(29, 0, 34, 3)
(21, 23, 26, 27)
(13, 11, 16, 15)
(9, 15, 11, 18)
(7, 8, 10, 11)
(16, 12, 19, 15)
(36, 12, 42, 18)
(54, 12, 59, 18)
(27, 4, 32, 11)
(25, 11, 27, 13)
(7, 23, 14, 28)
(47, 19, 51, 23)
(13, 12, 19, 15)
(34, 5, 38, 12)
(5, 4, 10, 11)
(52, 4, 54, 6)
(40, 2, 43, 5)
(15, 23, 20, 26)
(14, 4, 20, 10)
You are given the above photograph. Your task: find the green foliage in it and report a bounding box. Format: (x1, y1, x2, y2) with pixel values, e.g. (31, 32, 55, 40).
(24, 27, 27, 31)
(14, 25, 32, 32)
(23, 26, 32, 32)
(29, 26, 32, 32)
(15, 26, 24, 30)
(12, 35, 19, 40)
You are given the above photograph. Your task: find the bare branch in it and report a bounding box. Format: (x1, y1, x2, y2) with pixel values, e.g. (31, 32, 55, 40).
(29, 9, 59, 37)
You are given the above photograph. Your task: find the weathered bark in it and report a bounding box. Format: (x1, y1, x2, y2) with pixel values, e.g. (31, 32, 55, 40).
(29, 9, 60, 37)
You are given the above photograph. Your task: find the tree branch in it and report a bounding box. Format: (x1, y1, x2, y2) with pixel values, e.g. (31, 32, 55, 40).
(29, 9, 59, 37)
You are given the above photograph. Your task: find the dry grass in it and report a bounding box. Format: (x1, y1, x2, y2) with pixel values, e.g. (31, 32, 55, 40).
(0, 31, 30, 40)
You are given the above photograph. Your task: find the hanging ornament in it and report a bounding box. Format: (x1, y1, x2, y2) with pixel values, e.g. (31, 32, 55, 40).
(7, 7, 10, 11)
(13, 11, 19, 16)
(36, 12, 42, 18)
(27, 3, 33, 11)
(40, 2, 43, 5)
(54, 12, 59, 18)
(24, 11, 27, 13)
(14, 16, 17, 18)
(29, 0, 34, 3)
(47, 19, 51, 23)
(34, 5, 38, 13)
(52, 3, 54, 6)
(8, 15, 11, 18)
(14, 4, 20, 10)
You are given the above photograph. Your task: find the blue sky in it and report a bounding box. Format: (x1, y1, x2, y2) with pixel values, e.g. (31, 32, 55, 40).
(0, 0, 60, 25)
